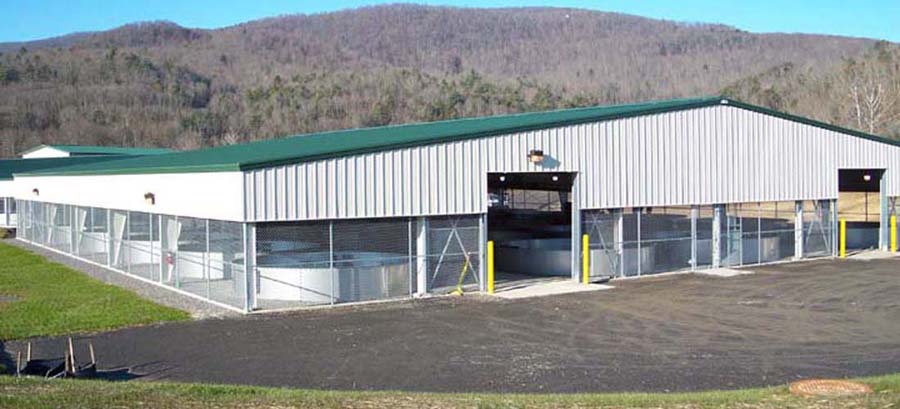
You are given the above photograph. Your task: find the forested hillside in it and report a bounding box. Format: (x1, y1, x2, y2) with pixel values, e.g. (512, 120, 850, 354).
(0, 4, 896, 157)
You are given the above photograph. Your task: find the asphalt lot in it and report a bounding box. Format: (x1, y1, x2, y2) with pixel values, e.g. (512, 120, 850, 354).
(6, 257, 900, 393)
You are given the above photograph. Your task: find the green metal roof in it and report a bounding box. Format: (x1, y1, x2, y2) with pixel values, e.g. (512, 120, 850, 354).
(18, 96, 900, 177)
(0, 156, 137, 181)
(19, 144, 172, 157)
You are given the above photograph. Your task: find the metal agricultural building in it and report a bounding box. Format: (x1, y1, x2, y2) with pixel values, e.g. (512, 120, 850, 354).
(8, 96, 900, 313)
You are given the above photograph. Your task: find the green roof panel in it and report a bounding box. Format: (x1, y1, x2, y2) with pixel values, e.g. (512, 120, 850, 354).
(20, 144, 172, 157)
(0, 156, 138, 181)
(18, 96, 900, 177)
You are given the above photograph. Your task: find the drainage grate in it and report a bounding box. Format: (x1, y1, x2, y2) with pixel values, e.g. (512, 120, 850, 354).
(789, 379, 873, 397)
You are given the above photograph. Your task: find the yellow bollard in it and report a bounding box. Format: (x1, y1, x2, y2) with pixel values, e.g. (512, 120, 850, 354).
(840, 219, 847, 258)
(487, 241, 495, 294)
(892, 215, 898, 253)
(582, 234, 590, 285)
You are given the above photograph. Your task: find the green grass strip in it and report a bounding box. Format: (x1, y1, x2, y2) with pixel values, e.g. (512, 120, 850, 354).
(0, 241, 189, 340)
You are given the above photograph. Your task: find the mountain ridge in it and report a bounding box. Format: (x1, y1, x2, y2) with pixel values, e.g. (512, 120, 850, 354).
(0, 4, 896, 157)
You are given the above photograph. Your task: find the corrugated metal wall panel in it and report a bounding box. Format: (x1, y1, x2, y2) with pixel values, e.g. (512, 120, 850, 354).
(246, 104, 900, 222)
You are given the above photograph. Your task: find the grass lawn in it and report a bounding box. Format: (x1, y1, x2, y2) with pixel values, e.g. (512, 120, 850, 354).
(1, 374, 899, 409)
(0, 241, 189, 340)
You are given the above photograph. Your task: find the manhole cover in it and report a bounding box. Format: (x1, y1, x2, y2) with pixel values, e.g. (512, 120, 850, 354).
(789, 379, 873, 397)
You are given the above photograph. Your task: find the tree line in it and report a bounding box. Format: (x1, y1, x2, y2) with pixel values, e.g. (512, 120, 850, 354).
(0, 5, 892, 157)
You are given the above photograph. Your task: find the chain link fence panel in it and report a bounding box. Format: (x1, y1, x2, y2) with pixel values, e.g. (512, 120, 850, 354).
(255, 221, 334, 309)
(427, 216, 480, 292)
(582, 209, 620, 278)
(16, 200, 249, 311)
(804, 200, 834, 257)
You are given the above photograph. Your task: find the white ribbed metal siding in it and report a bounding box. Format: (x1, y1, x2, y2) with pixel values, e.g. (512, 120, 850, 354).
(245, 104, 900, 222)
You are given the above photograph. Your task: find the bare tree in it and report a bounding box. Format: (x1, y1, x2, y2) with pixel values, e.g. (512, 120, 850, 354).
(841, 56, 898, 133)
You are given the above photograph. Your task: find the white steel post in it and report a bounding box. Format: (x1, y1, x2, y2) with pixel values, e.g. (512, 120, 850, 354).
(125, 211, 131, 274)
(242, 222, 257, 312)
(158, 215, 165, 283)
(832, 199, 839, 257)
(478, 213, 487, 292)
(416, 217, 429, 296)
(407, 219, 414, 296)
(106, 209, 113, 267)
(205, 219, 211, 300)
(690, 206, 698, 271)
(880, 175, 889, 250)
(795, 201, 804, 259)
(616, 209, 624, 277)
(712, 205, 722, 268)
(636, 209, 642, 276)
(570, 177, 581, 281)
(329, 221, 335, 305)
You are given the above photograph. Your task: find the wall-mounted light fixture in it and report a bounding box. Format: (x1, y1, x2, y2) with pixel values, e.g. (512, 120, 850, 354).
(528, 149, 544, 164)
(863, 174, 872, 182)
(144, 192, 156, 205)
(499, 175, 506, 182)
(552, 175, 559, 182)
(31, 188, 39, 196)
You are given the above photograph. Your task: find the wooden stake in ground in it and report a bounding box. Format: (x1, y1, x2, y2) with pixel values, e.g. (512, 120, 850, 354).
(67, 338, 76, 374)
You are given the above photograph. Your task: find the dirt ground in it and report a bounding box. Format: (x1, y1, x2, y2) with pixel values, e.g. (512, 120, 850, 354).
(5, 257, 900, 393)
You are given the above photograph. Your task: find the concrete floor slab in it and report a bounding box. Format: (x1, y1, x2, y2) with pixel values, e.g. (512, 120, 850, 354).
(493, 279, 613, 299)
(849, 250, 900, 260)
(696, 267, 754, 278)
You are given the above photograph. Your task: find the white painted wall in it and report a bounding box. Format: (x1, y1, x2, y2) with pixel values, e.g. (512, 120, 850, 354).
(13, 172, 245, 221)
(21, 147, 70, 159)
(0, 180, 14, 197)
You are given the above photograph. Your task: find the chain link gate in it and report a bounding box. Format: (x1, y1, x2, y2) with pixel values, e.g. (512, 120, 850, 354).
(426, 216, 480, 293)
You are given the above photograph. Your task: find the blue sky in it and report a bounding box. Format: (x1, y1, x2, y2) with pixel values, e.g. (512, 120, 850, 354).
(3, 0, 898, 43)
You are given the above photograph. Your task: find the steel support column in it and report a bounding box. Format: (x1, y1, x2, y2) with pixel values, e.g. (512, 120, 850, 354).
(794, 201, 804, 259)
(106, 209, 113, 267)
(831, 199, 839, 257)
(881, 175, 889, 250)
(711, 205, 722, 268)
(415, 217, 429, 296)
(570, 176, 581, 281)
(478, 213, 487, 292)
(690, 206, 698, 271)
(616, 209, 624, 277)
(242, 222, 257, 312)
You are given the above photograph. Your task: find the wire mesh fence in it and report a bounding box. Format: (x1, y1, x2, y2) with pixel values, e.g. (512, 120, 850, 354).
(722, 201, 798, 266)
(17, 200, 248, 311)
(695, 206, 715, 269)
(582, 209, 620, 278)
(804, 200, 834, 257)
(253, 215, 481, 310)
(584, 201, 827, 277)
(15, 196, 843, 310)
(0, 197, 16, 227)
(838, 191, 880, 222)
(640, 206, 694, 274)
(427, 216, 480, 292)
(584, 206, 695, 278)
(756, 203, 795, 263)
